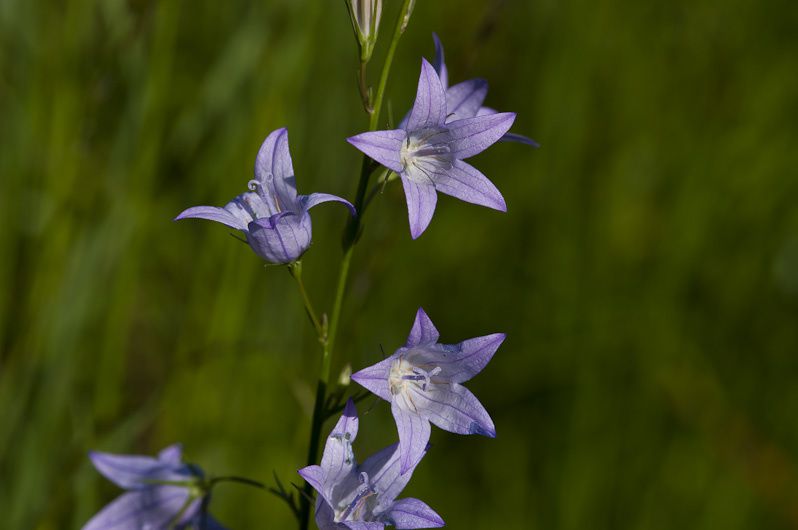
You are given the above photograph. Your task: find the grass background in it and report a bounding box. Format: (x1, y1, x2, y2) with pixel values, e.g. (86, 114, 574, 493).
(1, 0, 798, 528)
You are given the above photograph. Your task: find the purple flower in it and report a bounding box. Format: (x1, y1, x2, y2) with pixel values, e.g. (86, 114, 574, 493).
(351, 308, 504, 474)
(428, 33, 539, 147)
(83, 444, 226, 530)
(347, 59, 514, 239)
(176, 128, 355, 264)
(298, 400, 444, 529)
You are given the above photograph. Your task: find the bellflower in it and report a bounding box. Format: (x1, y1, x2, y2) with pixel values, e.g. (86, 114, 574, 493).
(427, 33, 539, 146)
(347, 59, 514, 239)
(176, 128, 355, 264)
(298, 400, 444, 529)
(83, 444, 226, 530)
(351, 308, 504, 474)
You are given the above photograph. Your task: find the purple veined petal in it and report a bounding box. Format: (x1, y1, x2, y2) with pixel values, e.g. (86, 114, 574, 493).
(432, 159, 506, 212)
(405, 308, 439, 348)
(431, 33, 448, 90)
(297, 465, 325, 498)
(445, 79, 488, 122)
(359, 443, 423, 512)
(225, 192, 271, 225)
(476, 105, 497, 116)
(445, 112, 516, 159)
(427, 333, 505, 384)
(500, 131, 540, 148)
(347, 130, 406, 173)
(314, 499, 341, 530)
(89, 451, 185, 490)
(412, 383, 496, 438)
(317, 400, 360, 499)
(174, 206, 247, 231)
(405, 59, 447, 131)
(255, 127, 298, 209)
(383, 498, 444, 529)
(183, 514, 228, 530)
(342, 521, 385, 530)
(351, 356, 394, 402)
(391, 401, 431, 475)
(157, 444, 183, 465)
(401, 178, 437, 240)
(300, 193, 356, 216)
(81, 487, 191, 530)
(246, 211, 312, 264)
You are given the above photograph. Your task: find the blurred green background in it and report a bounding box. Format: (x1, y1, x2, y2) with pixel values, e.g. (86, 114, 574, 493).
(2, 0, 798, 528)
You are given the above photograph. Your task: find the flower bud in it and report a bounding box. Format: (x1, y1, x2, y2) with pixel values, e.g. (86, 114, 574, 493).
(347, 0, 383, 62)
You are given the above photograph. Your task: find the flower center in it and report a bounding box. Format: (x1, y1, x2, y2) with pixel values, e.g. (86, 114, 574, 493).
(399, 128, 453, 184)
(335, 472, 377, 522)
(389, 356, 442, 395)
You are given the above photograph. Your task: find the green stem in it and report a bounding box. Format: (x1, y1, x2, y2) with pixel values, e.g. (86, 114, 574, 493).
(297, 2, 415, 529)
(288, 261, 325, 341)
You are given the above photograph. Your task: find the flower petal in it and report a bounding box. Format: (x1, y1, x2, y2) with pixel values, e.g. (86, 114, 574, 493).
(89, 451, 186, 490)
(347, 130, 406, 173)
(351, 356, 394, 402)
(297, 465, 325, 497)
(383, 498, 444, 529)
(391, 401, 431, 475)
(185, 514, 228, 530)
(445, 79, 488, 122)
(446, 112, 516, 159)
(174, 206, 246, 231)
(316, 399, 360, 502)
(157, 444, 183, 465)
(421, 333, 505, 384)
(360, 443, 423, 512)
(412, 383, 496, 438)
(401, 178, 437, 240)
(405, 308, 439, 347)
(431, 33, 448, 90)
(432, 159, 506, 212)
(81, 487, 191, 530)
(246, 212, 311, 264)
(405, 59, 447, 131)
(500, 131, 540, 147)
(300, 193, 356, 216)
(255, 127, 298, 208)
(342, 522, 385, 530)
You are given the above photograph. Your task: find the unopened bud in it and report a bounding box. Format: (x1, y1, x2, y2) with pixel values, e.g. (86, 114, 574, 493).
(347, 0, 383, 62)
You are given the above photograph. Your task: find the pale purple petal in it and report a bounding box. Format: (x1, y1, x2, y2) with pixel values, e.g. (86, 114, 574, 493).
(314, 499, 341, 530)
(255, 127, 298, 208)
(317, 400, 360, 500)
(412, 383, 496, 438)
(351, 357, 394, 402)
(405, 59, 447, 131)
(476, 106, 497, 116)
(360, 443, 424, 511)
(391, 401, 431, 475)
(500, 131, 540, 147)
(297, 465, 325, 497)
(401, 178, 437, 240)
(184, 514, 227, 530)
(418, 333, 505, 384)
(445, 112, 516, 159)
(246, 211, 311, 264)
(383, 498, 444, 529)
(445, 79, 488, 122)
(347, 130, 406, 173)
(431, 33, 448, 89)
(405, 308, 439, 347)
(88, 451, 186, 490)
(157, 444, 183, 465)
(432, 159, 506, 212)
(300, 193, 356, 216)
(174, 206, 246, 231)
(342, 522, 385, 530)
(224, 192, 271, 225)
(81, 487, 190, 530)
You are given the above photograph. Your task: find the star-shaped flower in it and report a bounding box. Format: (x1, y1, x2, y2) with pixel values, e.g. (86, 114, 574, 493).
(177, 128, 355, 264)
(425, 33, 539, 146)
(351, 308, 504, 474)
(347, 59, 515, 239)
(83, 444, 226, 530)
(299, 400, 444, 529)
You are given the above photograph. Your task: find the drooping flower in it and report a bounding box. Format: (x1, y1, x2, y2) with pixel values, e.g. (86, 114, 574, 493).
(176, 128, 355, 264)
(347, 59, 514, 239)
(427, 33, 539, 146)
(298, 400, 444, 529)
(83, 444, 226, 530)
(351, 308, 504, 474)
